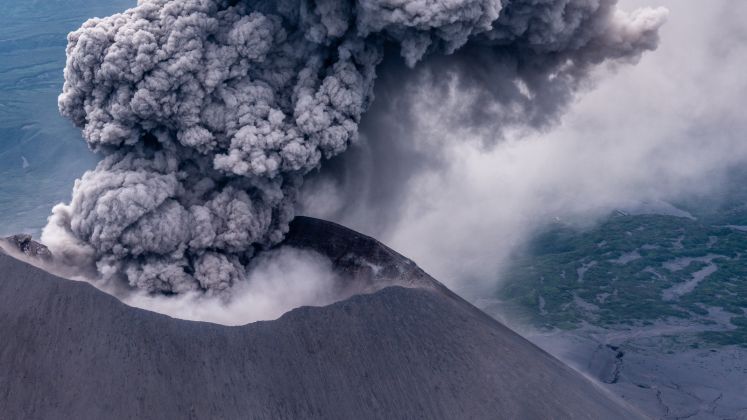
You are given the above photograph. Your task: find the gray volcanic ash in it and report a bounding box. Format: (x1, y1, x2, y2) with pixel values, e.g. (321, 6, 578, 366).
(43, 0, 667, 297)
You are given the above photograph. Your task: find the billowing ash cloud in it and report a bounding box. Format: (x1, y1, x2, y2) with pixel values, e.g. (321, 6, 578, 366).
(44, 0, 667, 296)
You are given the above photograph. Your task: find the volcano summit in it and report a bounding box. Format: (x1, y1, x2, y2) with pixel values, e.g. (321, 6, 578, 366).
(0, 217, 643, 419)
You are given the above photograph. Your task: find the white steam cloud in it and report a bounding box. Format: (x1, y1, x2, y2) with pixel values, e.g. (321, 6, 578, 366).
(123, 247, 339, 324)
(44, 0, 666, 298)
(302, 0, 747, 298)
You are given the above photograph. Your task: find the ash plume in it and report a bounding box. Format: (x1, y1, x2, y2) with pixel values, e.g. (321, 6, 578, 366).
(44, 0, 667, 296)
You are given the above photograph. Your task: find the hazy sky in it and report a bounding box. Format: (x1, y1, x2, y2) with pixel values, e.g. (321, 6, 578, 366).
(302, 1, 747, 294)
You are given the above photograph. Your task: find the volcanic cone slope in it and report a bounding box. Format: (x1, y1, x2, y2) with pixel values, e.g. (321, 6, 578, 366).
(0, 217, 642, 419)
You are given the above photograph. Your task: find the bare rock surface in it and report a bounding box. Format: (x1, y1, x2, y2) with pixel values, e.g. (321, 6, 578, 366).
(2, 234, 52, 261)
(283, 216, 452, 299)
(0, 217, 643, 419)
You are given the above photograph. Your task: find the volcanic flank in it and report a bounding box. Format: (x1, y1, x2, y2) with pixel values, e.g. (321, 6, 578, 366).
(0, 217, 644, 419)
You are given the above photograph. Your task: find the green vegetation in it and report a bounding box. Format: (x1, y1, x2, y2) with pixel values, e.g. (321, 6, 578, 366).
(497, 209, 747, 346)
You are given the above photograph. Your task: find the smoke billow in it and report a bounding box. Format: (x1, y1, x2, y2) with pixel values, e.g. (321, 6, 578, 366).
(44, 0, 666, 297)
(123, 246, 340, 324)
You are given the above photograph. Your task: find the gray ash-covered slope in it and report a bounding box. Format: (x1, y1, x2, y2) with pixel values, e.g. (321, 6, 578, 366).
(0, 217, 642, 420)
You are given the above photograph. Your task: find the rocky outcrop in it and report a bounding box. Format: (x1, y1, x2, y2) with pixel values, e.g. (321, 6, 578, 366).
(2, 234, 52, 261)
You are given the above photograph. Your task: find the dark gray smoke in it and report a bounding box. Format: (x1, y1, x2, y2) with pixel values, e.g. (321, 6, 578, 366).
(44, 0, 667, 296)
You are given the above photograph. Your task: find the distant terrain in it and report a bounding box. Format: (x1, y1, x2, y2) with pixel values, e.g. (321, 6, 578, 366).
(499, 212, 747, 346)
(484, 176, 747, 418)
